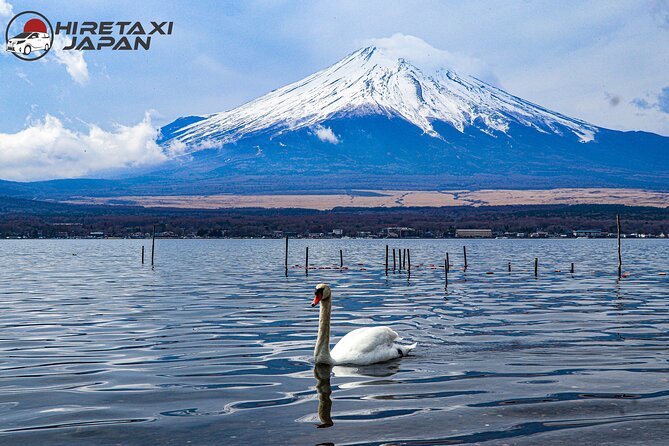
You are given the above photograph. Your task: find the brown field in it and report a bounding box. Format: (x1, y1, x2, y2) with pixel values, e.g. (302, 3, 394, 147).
(64, 188, 669, 210)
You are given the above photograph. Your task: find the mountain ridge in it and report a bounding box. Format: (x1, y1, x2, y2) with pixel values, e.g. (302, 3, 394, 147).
(161, 46, 597, 148)
(0, 43, 667, 200)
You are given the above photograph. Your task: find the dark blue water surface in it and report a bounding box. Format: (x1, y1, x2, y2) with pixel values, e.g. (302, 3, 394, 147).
(0, 239, 668, 445)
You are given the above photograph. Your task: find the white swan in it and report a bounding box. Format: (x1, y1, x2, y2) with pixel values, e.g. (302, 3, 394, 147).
(311, 283, 416, 365)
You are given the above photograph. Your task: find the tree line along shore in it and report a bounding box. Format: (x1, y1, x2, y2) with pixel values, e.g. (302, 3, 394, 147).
(0, 196, 667, 239)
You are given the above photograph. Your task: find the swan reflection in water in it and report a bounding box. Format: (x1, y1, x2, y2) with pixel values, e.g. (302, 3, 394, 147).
(314, 364, 334, 428)
(313, 360, 401, 429)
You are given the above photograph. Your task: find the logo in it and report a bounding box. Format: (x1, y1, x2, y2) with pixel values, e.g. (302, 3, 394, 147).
(5, 11, 173, 62)
(5, 11, 54, 61)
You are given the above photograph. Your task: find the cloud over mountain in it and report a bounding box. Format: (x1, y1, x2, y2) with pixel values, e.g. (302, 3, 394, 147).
(362, 33, 500, 87)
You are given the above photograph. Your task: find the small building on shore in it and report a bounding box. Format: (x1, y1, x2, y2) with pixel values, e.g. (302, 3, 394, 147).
(455, 229, 493, 238)
(383, 227, 416, 238)
(573, 229, 603, 238)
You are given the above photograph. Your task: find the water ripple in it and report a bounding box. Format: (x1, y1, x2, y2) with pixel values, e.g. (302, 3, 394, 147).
(0, 239, 667, 445)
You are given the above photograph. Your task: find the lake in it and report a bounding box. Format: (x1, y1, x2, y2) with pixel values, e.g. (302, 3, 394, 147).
(0, 239, 668, 445)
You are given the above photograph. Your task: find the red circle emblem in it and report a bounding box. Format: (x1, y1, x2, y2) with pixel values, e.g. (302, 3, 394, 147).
(23, 18, 47, 33)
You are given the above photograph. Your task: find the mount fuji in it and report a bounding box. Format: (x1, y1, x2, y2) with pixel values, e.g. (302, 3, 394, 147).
(3, 42, 667, 200)
(153, 45, 668, 194)
(165, 46, 598, 147)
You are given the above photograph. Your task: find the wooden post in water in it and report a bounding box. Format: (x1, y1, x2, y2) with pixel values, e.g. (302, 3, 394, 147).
(463, 246, 468, 270)
(340, 249, 343, 269)
(285, 236, 289, 276)
(403, 249, 407, 270)
(306, 246, 309, 276)
(571, 262, 574, 274)
(393, 248, 396, 271)
(534, 258, 538, 277)
(617, 215, 622, 279)
(399, 249, 402, 270)
(141, 246, 144, 264)
(151, 225, 156, 267)
(508, 261, 511, 272)
(385, 245, 389, 275)
(445, 258, 448, 288)
(407, 249, 411, 272)
(446, 252, 450, 272)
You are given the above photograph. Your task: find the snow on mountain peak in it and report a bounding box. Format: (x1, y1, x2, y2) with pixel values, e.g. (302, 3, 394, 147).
(361, 34, 500, 85)
(167, 37, 596, 148)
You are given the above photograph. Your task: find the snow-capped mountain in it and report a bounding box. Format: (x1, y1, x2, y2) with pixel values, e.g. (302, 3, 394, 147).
(0, 43, 665, 201)
(163, 46, 596, 148)
(151, 45, 669, 194)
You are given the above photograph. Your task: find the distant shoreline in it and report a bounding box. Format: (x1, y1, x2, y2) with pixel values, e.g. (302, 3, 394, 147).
(0, 194, 668, 239)
(63, 188, 669, 210)
(2, 236, 667, 241)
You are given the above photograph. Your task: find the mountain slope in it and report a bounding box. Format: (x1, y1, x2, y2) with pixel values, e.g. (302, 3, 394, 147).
(152, 45, 668, 194)
(162, 46, 596, 147)
(1, 44, 666, 200)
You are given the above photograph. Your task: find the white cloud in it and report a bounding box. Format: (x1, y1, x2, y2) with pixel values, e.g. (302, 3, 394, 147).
(0, 0, 13, 17)
(15, 68, 32, 85)
(0, 0, 13, 59)
(52, 35, 90, 85)
(313, 125, 340, 144)
(0, 112, 167, 181)
(164, 139, 188, 157)
(363, 33, 500, 86)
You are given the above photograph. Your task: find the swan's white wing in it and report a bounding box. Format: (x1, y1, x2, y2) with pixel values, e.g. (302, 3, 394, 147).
(330, 326, 402, 365)
(333, 326, 398, 353)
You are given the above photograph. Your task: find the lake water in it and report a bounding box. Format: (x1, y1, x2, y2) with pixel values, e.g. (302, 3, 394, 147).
(0, 239, 668, 445)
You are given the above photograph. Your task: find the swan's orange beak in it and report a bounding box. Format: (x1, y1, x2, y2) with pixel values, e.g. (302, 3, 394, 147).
(311, 291, 323, 307)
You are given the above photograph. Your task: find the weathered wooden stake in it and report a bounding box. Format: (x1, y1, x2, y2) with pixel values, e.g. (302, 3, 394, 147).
(445, 258, 448, 288)
(385, 245, 389, 275)
(534, 257, 538, 277)
(340, 249, 343, 269)
(617, 214, 622, 279)
(151, 225, 156, 266)
(463, 246, 468, 270)
(508, 261, 511, 272)
(403, 249, 407, 270)
(141, 246, 144, 264)
(407, 249, 411, 271)
(285, 236, 289, 276)
(571, 262, 574, 274)
(446, 252, 450, 272)
(306, 246, 309, 276)
(393, 248, 396, 271)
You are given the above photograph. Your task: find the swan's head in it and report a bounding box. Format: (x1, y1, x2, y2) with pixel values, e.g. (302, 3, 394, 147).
(311, 283, 331, 307)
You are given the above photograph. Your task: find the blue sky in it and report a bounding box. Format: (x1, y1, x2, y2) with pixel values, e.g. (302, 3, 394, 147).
(0, 0, 668, 180)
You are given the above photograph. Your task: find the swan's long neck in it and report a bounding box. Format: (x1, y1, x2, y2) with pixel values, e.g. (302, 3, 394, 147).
(314, 300, 334, 364)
